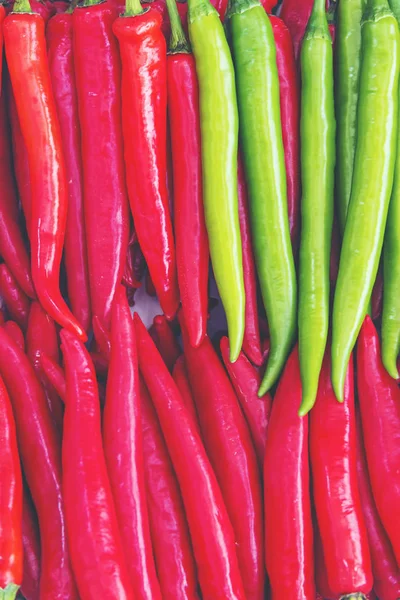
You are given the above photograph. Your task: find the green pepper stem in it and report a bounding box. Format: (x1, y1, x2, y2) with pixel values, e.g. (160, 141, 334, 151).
(368, 0, 391, 10)
(166, 0, 190, 53)
(12, 0, 32, 13)
(66, 0, 78, 13)
(304, 0, 330, 37)
(124, 0, 143, 16)
(390, 0, 400, 20)
(187, 0, 216, 24)
(339, 594, 366, 600)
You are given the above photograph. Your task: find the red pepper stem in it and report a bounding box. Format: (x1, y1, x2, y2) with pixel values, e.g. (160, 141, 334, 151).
(124, 0, 143, 17)
(12, 0, 32, 12)
(166, 0, 190, 53)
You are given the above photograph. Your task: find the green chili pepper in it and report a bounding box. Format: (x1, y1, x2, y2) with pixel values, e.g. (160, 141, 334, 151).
(227, 0, 297, 394)
(332, 0, 400, 401)
(382, 0, 400, 379)
(187, 0, 245, 362)
(298, 0, 335, 416)
(335, 0, 367, 234)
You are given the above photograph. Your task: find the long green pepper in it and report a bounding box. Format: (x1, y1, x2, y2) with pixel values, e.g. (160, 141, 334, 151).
(228, 0, 297, 394)
(188, 0, 245, 362)
(298, 0, 335, 416)
(335, 0, 367, 234)
(332, 0, 400, 401)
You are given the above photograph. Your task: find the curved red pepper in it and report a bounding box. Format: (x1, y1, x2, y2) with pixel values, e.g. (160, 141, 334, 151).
(92, 315, 111, 361)
(172, 355, 199, 429)
(311, 352, 373, 596)
(73, 1, 130, 329)
(103, 286, 162, 600)
(60, 329, 134, 600)
(5, 8, 86, 340)
(3, 321, 25, 352)
(0, 375, 23, 597)
(220, 336, 271, 470)
(150, 314, 181, 371)
(355, 411, 400, 600)
(0, 91, 35, 299)
(357, 315, 400, 568)
(140, 377, 200, 599)
(237, 157, 263, 365)
(180, 318, 264, 600)
(39, 352, 66, 403)
(47, 12, 91, 333)
(270, 15, 301, 250)
(21, 489, 41, 600)
(0, 326, 77, 600)
(279, 0, 313, 63)
(113, 9, 179, 320)
(0, 264, 30, 330)
(264, 346, 315, 599)
(134, 313, 246, 600)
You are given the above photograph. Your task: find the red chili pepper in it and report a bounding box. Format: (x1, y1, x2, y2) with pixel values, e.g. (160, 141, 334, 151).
(311, 352, 373, 597)
(172, 355, 199, 429)
(134, 313, 246, 600)
(180, 318, 264, 600)
(314, 528, 336, 600)
(279, 0, 312, 63)
(90, 350, 109, 379)
(60, 329, 134, 599)
(73, 0, 130, 329)
(357, 315, 400, 568)
(140, 376, 200, 599)
(92, 315, 111, 361)
(3, 321, 25, 352)
(113, 6, 179, 320)
(167, 34, 209, 348)
(0, 305, 5, 326)
(0, 326, 77, 600)
(0, 4, 5, 86)
(103, 286, 162, 599)
(259, 0, 276, 12)
(355, 410, 400, 600)
(122, 228, 145, 292)
(47, 12, 91, 333)
(34, 0, 54, 20)
(21, 489, 41, 600)
(39, 352, 66, 403)
(264, 346, 315, 599)
(220, 336, 271, 470)
(237, 157, 263, 365)
(0, 264, 30, 330)
(0, 90, 35, 299)
(142, 0, 170, 37)
(269, 15, 301, 250)
(51, 0, 69, 13)
(145, 271, 157, 297)
(4, 3, 86, 340)
(151, 314, 181, 371)
(26, 302, 64, 429)
(0, 375, 23, 599)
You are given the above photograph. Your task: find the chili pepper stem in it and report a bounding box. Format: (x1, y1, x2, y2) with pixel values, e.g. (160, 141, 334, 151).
(0, 584, 20, 600)
(340, 594, 366, 600)
(166, 0, 190, 52)
(124, 0, 143, 17)
(12, 0, 32, 12)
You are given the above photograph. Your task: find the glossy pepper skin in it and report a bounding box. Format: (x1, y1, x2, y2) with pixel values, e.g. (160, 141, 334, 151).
(172, 355, 199, 429)
(113, 6, 179, 321)
(103, 286, 162, 600)
(220, 336, 271, 470)
(298, 0, 335, 415)
(140, 378, 200, 600)
(332, 0, 400, 401)
(0, 376, 23, 600)
(134, 314, 246, 600)
(181, 318, 264, 600)
(270, 15, 301, 249)
(60, 329, 134, 600)
(0, 327, 78, 600)
(21, 489, 41, 600)
(47, 12, 91, 334)
(73, 0, 129, 329)
(188, 0, 245, 361)
(311, 353, 373, 597)
(4, 4, 86, 340)
(335, 0, 366, 233)
(2, 321, 25, 352)
(39, 352, 66, 403)
(0, 264, 30, 331)
(357, 316, 400, 568)
(355, 411, 400, 600)
(228, 0, 297, 392)
(151, 315, 181, 372)
(264, 346, 315, 600)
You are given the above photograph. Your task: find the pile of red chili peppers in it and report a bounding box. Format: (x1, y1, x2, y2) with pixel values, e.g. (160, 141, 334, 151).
(0, 0, 400, 597)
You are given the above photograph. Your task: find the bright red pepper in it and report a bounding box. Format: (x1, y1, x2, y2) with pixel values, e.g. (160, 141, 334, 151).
(92, 315, 111, 361)
(180, 318, 264, 600)
(5, 4, 86, 340)
(140, 377, 200, 599)
(113, 6, 179, 320)
(134, 313, 246, 600)
(264, 346, 315, 600)
(357, 315, 400, 568)
(311, 352, 373, 597)
(3, 321, 25, 352)
(60, 329, 134, 599)
(103, 286, 162, 600)
(270, 15, 301, 250)
(47, 12, 91, 333)
(39, 352, 66, 403)
(0, 326, 77, 600)
(73, 0, 130, 329)
(279, 0, 312, 63)
(0, 91, 35, 299)
(21, 489, 41, 600)
(220, 336, 271, 470)
(0, 375, 23, 599)
(0, 264, 30, 330)
(172, 355, 199, 429)
(150, 314, 181, 371)
(355, 411, 400, 600)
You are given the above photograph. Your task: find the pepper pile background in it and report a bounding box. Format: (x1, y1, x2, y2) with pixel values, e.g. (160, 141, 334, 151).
(0, 0, 400, 598)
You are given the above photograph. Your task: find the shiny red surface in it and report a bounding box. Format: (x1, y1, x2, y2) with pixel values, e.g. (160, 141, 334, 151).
(172, 355, 200, 430)
(20, 489, 41, 600)
(279, 0, 313, 63)
(2, 321, 25, 352)
(0, 264, 30, 331)
(39, 352, 66, 403)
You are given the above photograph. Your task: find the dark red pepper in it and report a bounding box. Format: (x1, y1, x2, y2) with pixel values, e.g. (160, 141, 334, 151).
(279, 0, 313, 63)
(0, 264, 30, 330)
(150, 314, 181, 371)
(3, 320, 25, 351)
(172, 355, 199, 429)
(51, 0, 70, 13)
(92, 315, 111, 361)
(122, 227, 145, 293)
(39, 352, 66, 403)
(0, 4, 5, 86)
(21, 488, 41, 600)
